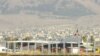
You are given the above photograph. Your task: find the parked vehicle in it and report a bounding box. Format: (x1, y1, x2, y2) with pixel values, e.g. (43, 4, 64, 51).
(0, 47, 11, 53)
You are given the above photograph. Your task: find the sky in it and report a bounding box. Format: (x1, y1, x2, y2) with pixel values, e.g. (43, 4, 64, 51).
(0, 0, 100, 31)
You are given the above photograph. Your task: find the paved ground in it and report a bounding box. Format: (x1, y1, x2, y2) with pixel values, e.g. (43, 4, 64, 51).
(0, 53, 100, 56)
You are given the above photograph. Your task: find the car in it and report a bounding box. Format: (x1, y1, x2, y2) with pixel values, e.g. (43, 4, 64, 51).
(0, 47, 12, 53)
(84, 48, 94, 52)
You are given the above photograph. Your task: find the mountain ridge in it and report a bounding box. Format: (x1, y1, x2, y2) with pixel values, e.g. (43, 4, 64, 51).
(0, 0, 100, 31)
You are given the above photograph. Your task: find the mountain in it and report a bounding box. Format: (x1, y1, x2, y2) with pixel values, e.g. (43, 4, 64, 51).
(0, 15, 70, 31)
(0, 0, 97, 16)
(0, 0, 100, 31)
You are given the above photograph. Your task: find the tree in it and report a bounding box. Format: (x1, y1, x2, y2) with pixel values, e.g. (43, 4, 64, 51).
(4, 37, 18, 41)
(90, 35, 94, 43)
(82, 35, 87, 43)
(90, 35, 94, 47)
(23, 36, 33, 40)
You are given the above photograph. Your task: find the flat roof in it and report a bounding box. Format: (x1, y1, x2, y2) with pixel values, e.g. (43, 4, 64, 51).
(7, 40, 81, 44)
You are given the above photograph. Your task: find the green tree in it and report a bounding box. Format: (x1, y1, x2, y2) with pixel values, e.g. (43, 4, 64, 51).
(23, 36, 33, 40)
(82, 35, 87, 43)
(90, 35, 94, 43)
(90, 35, 94, 47)
(4, 36, 18, 41)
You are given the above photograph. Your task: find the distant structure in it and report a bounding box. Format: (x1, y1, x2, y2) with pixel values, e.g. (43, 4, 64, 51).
(74, 29, 80, 36)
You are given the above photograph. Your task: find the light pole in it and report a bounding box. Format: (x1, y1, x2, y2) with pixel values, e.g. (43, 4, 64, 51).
(63, 41, 65, 55)
(93, 40, 96, 56)
(3, 32, 8, 55)
(56, 43, 58, 55)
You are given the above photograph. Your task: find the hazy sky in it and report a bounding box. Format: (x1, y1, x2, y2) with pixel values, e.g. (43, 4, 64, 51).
(0, 0, 100, 30)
